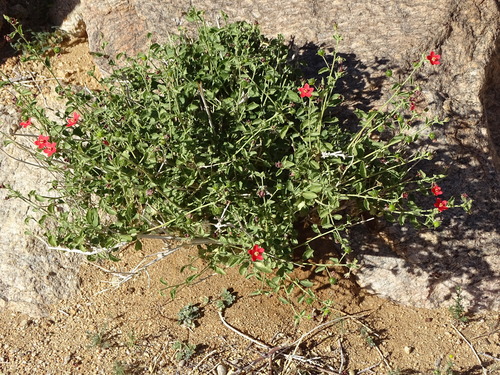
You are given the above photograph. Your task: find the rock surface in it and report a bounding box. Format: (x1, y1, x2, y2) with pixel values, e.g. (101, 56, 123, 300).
(48, 0, 86, 38)
(0, 105, 82, 317)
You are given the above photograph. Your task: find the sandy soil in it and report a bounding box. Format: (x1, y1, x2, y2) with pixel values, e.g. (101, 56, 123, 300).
(0, 38, 498, 375)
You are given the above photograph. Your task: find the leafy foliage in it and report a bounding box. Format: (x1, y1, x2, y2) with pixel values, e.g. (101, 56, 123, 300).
(2, 10, 471, 301)
(177, 304, 201, 329)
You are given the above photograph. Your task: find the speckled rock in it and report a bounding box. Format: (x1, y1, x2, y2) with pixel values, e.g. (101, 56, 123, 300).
(0, 105, 82, 317)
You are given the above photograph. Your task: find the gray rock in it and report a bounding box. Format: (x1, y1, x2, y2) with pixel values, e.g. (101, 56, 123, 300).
(0, 105, 82, 317)
(216, 364, 227, 375)
(48, 0, 86, 37)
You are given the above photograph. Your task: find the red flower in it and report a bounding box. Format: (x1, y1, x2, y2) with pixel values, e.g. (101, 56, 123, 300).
(20, 118, 32, 128)
(42, 142, 57, 157)
(426, 51, 441, 65)
(66, 112, 81, 127)
(431, 184, 443, 196)
(409, 101, 416, 111)
(34, 135, 50, 149)
(298, 83, 314, 98)
(248, 244, 265, 262)
(434, 198, 449, 212)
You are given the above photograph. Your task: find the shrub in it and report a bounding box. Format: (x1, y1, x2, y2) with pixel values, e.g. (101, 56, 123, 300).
(1, 10, 471, 301)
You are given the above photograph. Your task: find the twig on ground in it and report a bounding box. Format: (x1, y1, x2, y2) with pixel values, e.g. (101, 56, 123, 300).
(451, 324, 487, 375)
(338, 338, 345, 374)
(149, 345, 167, 374)
(92, 244, 184, 294)
(478, 352, 500, 362)
(27, 70, 49, 107)
(137, 234, 188, 240)
(357, 361, 382, 374)
(217, 311, 269, 349)
(282, 312, 371, 374)
(35, 234, 124, 256)
(332, 308, 379, 337)
(374, 345, 392, 372)
(219, 310, 375, 375)
(0, 146, 46, 168)
(329, 308, 393, 371)
(472, 327, 500, 340)
(190, 350, 217, 373)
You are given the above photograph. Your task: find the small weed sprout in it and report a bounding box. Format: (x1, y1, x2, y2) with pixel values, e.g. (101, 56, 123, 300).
(86, 326, 111, 349)
(112, 361, 126, 375)
(433, 355, 455, 375)
(359, 326, 376, 348)
(449, 286, 468, 323)
(215, 289, 236, 311)
(125, 330, 137, 348)
(177, 304, 201, 329)
(172, 340, 197, 361)
(319, 299, 335, 317)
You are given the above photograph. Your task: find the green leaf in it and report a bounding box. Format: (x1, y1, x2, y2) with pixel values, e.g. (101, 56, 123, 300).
(308, 183, 323, 193)
(318, 67, 330, 75)
(302, 246, 314, 260)
(314, 266, 326, 273)
(302, 191, 318, 200)
(34, 193, 46, 202)
(118, 234, 133, 242)
(299, 279, 314, 288)
(108, 254, 121, 262)
(104, 206, 118, 215)
(253, 262, 273, 273)
(246, 102, 259, 111)
(359, 161, 367, 178)
(86, 208, 100, 227)
(47, 234, 57, 247)
(239, 263, 249, 275)
(278, 297, 290, 304)
(310, 160, 320, 170)
(287, 90, 300, 102)
(215, 267, 227, 275)
(170, 287, 178, 300)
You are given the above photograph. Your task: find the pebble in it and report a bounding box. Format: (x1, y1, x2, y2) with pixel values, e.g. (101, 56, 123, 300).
(216, 364, 227, 375)
(404, 346, 413, 354)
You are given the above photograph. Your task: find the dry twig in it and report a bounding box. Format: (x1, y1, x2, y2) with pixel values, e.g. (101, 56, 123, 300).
(338, 338, 345, 374)
(478, 352, 500, 362)
(451, 324, 487, 375)
(218, 310, 376, 375)
(190, 350, 217, 374)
